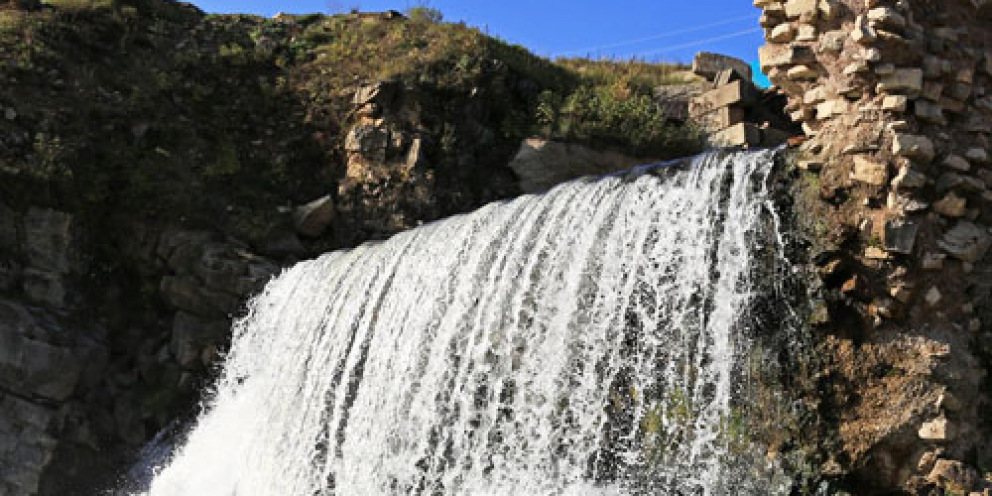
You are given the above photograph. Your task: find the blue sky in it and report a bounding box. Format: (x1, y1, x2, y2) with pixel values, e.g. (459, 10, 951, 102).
(191, 0, 770, 85)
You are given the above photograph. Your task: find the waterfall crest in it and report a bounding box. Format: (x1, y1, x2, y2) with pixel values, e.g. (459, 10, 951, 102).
(138, 150, 792, 496)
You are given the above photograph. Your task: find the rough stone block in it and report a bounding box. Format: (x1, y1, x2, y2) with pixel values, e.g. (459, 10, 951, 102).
(882, 95, 908, 112)
(698, 106, 747, 131)
(759, 44, 816, 72)
(692, 80, 758, 114)
(691, 52, 753, 81)
(915, 100, 945, 124)
(878, 68, 923, 94)
(852, 156, 889, 185)
(768, 24, 795, 43)
(787, 65, 818, 80)
(884, 219, 919, 254)
(892, 166, 927, 189)
(892, 134, 935, 163)
(938, 221, 992, 262)
(867, 7, 906, 29)
(784, 0, 819, 20)
(852, 15, 878, 44)
(818, 30, 846, 52)
(713, 68, 745, 87)
(935, 192, 967, 217)
(819, 0, 840, 19)
(709, 123, 762, 147)
(796, 23, 817, 41)
(922, 81, 943, 101)
(965, 147, 989, 164)
(816, 99, 848, 119)
(943, 155, 971, 172)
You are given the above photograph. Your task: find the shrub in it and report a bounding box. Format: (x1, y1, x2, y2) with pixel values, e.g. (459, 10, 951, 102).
(406, 6, 442, 23)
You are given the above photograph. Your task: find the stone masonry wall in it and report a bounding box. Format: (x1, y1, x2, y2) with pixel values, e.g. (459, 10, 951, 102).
(757, 0, 992, 493)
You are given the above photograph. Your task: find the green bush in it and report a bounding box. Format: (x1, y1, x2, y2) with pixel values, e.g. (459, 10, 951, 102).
(536, 83, 703, 158)
(405, 6, 442, 23)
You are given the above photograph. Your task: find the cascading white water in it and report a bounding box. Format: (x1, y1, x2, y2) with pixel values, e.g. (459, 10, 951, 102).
(137, 150, 793, 496)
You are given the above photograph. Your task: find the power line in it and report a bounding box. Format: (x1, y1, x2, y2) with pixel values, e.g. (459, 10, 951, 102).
(634, 27, 764, 58)
(556, 13, 759, 56)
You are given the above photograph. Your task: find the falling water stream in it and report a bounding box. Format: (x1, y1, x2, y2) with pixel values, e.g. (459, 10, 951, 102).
(135, 150, 795, 496)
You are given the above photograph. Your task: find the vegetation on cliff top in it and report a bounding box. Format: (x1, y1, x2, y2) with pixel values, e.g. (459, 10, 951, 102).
(0, 0, 702, 242)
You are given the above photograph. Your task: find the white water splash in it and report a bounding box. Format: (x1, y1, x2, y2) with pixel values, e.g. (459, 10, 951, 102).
(138, 150, 788, 496)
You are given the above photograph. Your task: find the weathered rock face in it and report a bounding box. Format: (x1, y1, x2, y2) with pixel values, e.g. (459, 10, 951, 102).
(0, 202, 281, 495)
(507, 138, 651, 193)
(758, 0, 992, 493)
(0, 299, 106, 496)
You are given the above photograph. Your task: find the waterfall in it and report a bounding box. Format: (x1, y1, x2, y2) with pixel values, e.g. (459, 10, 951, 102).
(136, 150, 795, 496)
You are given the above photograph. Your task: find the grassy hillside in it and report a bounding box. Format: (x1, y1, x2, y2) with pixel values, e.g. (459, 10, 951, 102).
(0, 0, 702, 249)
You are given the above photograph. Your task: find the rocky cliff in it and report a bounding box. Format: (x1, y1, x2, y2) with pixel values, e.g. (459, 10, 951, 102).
(758, 0, 992, 493)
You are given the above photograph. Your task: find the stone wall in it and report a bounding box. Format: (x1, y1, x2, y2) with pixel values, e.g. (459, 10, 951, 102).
(687, 52, 798, 147)
(757, 0, 992, 493)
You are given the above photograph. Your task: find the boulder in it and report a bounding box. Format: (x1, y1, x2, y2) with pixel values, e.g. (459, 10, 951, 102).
(508, 138, 649, 193)
(293, 195, 336, 238)
(170, 312, 229, 369)
(691, 52, 752, 81)
(193, 243, 277, 297)
(160, 276, 241, 318)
